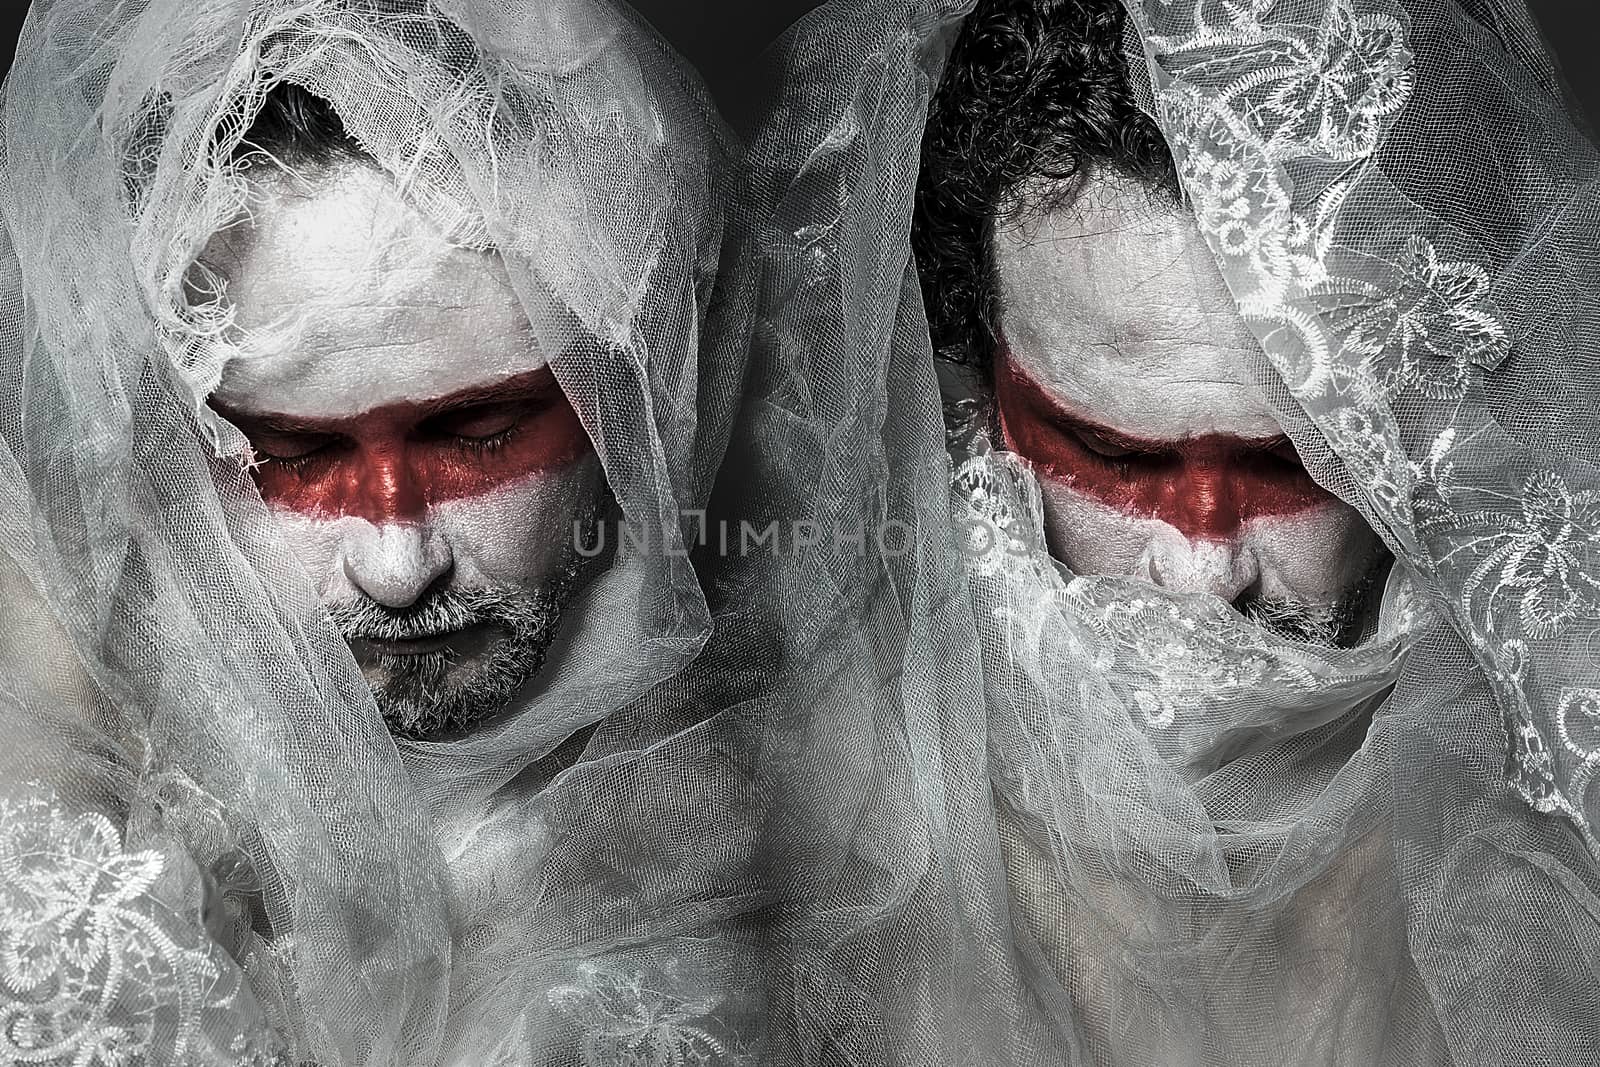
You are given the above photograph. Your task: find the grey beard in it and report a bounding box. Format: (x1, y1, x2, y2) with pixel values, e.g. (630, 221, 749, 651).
(327, 553, 596, 742)
(1236, 557, 1390, 648)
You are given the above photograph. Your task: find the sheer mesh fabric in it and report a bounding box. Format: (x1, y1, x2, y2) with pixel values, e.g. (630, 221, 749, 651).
(3, 0, 1600, 1062)
(752, 0, 1600, 1061)
(0, 0, 753, 1062)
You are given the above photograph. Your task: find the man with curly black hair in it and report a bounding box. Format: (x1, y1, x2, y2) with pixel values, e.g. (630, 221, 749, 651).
(914, 0, 1390, 646)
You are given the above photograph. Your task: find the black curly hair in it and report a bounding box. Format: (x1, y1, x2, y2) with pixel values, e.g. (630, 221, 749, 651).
(234, 81, 367, 169)
(912, 0, 1178, 368)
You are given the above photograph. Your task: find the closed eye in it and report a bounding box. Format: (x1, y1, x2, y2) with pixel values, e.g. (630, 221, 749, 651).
(248, 431, 339, 466)
(1261, 436, 1305, 468)
(420, 400, 539, 442)
(1068, 424, 1161, 461)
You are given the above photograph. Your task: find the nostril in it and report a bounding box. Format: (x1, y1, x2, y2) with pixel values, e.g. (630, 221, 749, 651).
(1221, 541, 1263, 604)
(1231, 570, 1264, 613)
(416, 558, 456, 604)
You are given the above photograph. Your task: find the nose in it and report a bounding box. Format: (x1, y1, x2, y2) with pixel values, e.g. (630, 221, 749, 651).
(1137, 532, 1260, 603)
(340, 522, 454, 609)
(356, 450, 427, 524)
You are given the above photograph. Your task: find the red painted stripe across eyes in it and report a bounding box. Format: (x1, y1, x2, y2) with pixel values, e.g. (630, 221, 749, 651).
(992, 349, 1334, 540)
(214, 366, 592, 522)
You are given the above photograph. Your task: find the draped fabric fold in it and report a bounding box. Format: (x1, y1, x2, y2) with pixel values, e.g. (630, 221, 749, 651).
(1, 0, 756, 1062)
(756, 0, 1600, 1060)
(3, 0, 1600, 1062)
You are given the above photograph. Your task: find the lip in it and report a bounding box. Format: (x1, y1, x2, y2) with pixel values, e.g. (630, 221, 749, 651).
(349, 623, 494, 661)
(353, 634, 457, 656)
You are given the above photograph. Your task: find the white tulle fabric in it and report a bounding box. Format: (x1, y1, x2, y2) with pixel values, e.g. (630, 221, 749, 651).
(984, 0, 1600, 1059)
(0, 0, 746, 1063)
(6, 0, 1600, 1062)
(754, 0, 1600, 1061)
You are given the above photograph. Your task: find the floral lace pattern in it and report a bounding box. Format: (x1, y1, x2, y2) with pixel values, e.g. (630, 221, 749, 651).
(549, 965, 743, 1067)
(1133, 0, 1600, 840)
(953, 452, 1424, 773)
(1322, 236, 1511, 401)
(1452, 471, 1600, 640)
(0, 793, 280, 1067)
(1154, 0, 1412, 162)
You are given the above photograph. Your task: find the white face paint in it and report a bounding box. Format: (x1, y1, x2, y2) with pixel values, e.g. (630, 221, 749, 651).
(200, 162, 607, 737)
(208, 164, 562, 415)
(991, 172, 1387, 642)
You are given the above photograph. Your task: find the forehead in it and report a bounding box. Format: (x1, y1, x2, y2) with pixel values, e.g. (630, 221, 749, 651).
(203, 164, 547, 418)
(992, 173, 1282, 440)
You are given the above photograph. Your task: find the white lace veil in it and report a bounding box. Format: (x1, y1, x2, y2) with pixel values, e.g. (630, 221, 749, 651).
(1117, 0, 1600, 1057)
(0, 0, 749, 1062)
(752, 0, 1600, 1061)
(7, 0, 1600, 1061)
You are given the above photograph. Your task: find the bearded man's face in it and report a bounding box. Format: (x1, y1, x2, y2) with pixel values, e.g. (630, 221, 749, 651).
(201, 163, 606, 739)
(990, 173, 1389, 646)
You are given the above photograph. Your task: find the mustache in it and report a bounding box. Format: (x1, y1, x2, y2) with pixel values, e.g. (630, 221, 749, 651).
(1235, 559, 1389, 648)
(1238, 595, 1360, 647)
(326, 587, 534, 643)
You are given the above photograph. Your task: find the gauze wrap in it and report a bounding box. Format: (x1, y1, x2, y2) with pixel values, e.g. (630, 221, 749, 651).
(0, 0, 753, 1062)
(751, 0, 1600, 1061)
(6, 0, 1600, 1062)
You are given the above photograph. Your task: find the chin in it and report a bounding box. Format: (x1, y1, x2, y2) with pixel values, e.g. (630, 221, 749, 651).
(359, 649, 484, 692)
(361, 641, 536, 742)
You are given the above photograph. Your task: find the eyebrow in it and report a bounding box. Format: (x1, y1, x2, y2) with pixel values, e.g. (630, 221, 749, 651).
(411, 366, 562, 418)
(213, 364, 563, 435)
(995, 347, 1291, 453)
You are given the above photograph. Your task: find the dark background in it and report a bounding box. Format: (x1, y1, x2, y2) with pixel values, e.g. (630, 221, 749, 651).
(639, 1, 1600, 125)
(0, 2, 1595, 131)
(0, 2, 827, 109)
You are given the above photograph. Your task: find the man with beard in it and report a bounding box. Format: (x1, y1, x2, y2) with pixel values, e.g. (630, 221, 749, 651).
(912, 0, 1437, 1059)
(0, 0, 758, 1052)
(194, 85, 609, 742)
(914, 1, 1390, 648)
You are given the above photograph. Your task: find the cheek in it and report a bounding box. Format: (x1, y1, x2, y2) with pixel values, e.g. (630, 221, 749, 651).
(1036, 479, 1384, 602)
(1035, 485, 1163, 576)
(430, 455, 605, 586)
(1245, 504, 1386, 601)
(264, 509, 367, 598)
